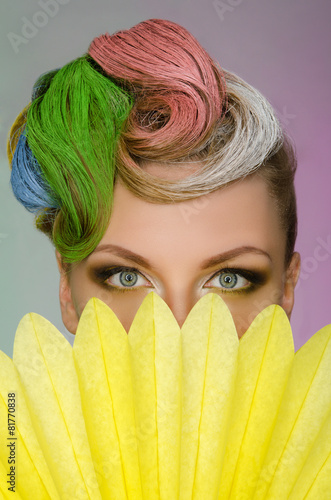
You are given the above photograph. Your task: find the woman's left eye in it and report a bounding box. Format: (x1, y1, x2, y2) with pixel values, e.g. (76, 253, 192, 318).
(204, 270, 251, 291)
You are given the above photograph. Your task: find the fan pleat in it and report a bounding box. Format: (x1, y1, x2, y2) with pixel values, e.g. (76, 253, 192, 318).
(74, 297, 142, 499)
(128, 292, 182, 499)
(253, 323, 331, 499)
(179, 293, 238, 499)
(289, 410, 331, 498)
(12, 313, 101, 499)
(218, 305, 294, 499)
(0, 351, 59, 499)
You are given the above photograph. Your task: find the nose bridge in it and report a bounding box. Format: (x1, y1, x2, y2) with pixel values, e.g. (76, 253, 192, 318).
(162, 285, 195, 328)
(153, 251, 200, 327)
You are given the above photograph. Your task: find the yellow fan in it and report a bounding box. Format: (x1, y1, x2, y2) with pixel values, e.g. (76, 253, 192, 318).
(0, 293, 330, 499)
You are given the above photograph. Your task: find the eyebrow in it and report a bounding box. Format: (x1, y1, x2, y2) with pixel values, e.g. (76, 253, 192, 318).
(200, 246, 272, 269)
(89, 244, 157, 271)
(90, 244, 272, 271)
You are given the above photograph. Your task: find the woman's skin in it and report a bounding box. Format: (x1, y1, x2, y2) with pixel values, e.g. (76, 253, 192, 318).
(56, 166, 301, 337)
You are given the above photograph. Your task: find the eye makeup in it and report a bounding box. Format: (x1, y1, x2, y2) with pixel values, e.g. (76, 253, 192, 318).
(90, 263, 268, 295)
(92, 265, 152, 292)
(203, 267, 268, 295)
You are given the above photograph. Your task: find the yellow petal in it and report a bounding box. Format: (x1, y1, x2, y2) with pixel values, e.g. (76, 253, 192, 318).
(128, 292, 182, 499)
(0, 351, 59, 499)
(254, 323, 331, 499)
(219, 304, 294, 499)
(13, 313, 101, 500)
(73, 297, 142, 499)
(289, 410, 331, 498)
(179, 293, 239, 498)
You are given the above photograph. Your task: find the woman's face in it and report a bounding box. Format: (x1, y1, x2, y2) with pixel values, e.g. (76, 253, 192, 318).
(57, 168, 300, 337)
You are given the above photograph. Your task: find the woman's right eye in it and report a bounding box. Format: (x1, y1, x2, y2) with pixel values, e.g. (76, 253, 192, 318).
(96, 267, 152, 290)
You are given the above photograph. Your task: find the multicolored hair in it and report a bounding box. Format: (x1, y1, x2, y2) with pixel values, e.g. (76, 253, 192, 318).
(7, 19, 297, 265)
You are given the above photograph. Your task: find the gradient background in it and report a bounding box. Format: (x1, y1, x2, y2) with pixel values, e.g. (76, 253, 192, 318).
(0, 0, 330, 356)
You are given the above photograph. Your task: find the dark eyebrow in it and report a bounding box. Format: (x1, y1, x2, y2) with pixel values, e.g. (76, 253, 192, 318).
(88, 244, 156, 271)
(89, 244, 271, 271)
(200, 246, 272, 270)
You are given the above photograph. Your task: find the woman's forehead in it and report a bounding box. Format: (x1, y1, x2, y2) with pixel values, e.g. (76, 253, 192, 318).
(98, 173, 286, 270)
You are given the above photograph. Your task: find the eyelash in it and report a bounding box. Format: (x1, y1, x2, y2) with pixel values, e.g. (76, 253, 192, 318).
(94, 266, 265, 294)
(205, 267, 265, 295)
(94, 267, 150, 294)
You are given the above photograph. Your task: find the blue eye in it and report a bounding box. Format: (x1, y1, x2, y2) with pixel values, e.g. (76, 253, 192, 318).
(218, 272, 240, 288)
(94, 265, 265, 294)
(119, 271, 139, 287)
(204, 269, 256, 292)
(96, 267, 151, 290)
